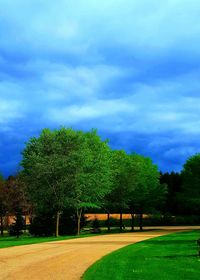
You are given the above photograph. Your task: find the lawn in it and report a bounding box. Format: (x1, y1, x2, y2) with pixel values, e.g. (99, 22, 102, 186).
(0, 232, 95, 249)
(83, 230, 200, 280)
(0, 228, 129, 249)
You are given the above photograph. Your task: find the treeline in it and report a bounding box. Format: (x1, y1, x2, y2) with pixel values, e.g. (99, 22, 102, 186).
(161, 156, 200, 217)
(0, 128, 200, 237)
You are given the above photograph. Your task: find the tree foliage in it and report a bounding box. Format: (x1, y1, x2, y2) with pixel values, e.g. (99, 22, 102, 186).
(160, 171, 182, 214)
(181, 153, 200, 214)
(0, 175, 7, 235)
(71, 129, 112, 234)
(0, 126, 175, 235)
(128, 154, 166, 230)
(21, 128, 85, 236)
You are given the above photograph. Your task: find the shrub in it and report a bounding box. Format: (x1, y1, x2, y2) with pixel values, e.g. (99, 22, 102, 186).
(29, 209, 88, 236)
(29, 213, 55, 236)
(91, 218, 101, 233)
(59, 209, 88, 235)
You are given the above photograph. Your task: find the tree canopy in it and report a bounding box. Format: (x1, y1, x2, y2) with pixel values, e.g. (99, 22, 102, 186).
(181, 153, 200, 214)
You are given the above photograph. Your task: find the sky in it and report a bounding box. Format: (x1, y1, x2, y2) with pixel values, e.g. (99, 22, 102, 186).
(1, 0, 200, 177)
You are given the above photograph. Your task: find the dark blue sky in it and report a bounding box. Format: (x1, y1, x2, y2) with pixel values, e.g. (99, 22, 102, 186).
(1, 0, 200, 177)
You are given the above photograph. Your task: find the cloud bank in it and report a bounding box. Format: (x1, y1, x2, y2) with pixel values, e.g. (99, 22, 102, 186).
(1, 0, 200, 176)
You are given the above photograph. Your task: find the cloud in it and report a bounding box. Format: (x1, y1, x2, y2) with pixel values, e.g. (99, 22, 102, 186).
(48, 98, 135, 124)
(0, 97, 24, 126)
(1, 0, 200, 175)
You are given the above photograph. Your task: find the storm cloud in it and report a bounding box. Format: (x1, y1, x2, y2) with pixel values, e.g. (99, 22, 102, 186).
(1, 0, 200, 176)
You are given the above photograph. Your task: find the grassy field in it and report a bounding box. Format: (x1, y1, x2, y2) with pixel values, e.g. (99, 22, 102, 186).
(83, 230, 200, 280)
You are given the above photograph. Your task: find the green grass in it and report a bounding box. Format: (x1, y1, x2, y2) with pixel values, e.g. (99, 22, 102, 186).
(83, 230, 200, 280)
(0, 228, 130, 249)
(0, 233, 95, 249)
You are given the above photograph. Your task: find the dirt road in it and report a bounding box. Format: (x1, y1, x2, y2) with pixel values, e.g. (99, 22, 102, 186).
(0, 226, 199, 280)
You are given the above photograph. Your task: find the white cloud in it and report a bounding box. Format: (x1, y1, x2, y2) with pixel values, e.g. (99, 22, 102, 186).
(0, 98, 24, 125)
(48, 99, 135, 124)
(42, 63, 124, 101)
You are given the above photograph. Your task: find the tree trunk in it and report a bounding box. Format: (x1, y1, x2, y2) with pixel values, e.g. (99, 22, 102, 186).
(24, 214, 26, 234)
(131, 213, 134, 232)
(107, 212, 110, 232)
(77, 208, 82, 235)
(119, 210, 123, 232)
(55, 211, 61, 237)
(139, 211, 143, 231)
(0, 215, 3, 236)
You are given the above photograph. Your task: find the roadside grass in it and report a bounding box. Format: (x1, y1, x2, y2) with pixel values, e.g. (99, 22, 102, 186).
(0, 233, 92, 249)
(0, 227, 132, 249)
(83, 230, 200, 280)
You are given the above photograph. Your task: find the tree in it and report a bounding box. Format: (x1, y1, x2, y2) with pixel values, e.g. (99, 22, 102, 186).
(128, 154, 166, 230)
(107, 150, 131, 232)
(180, 153, 200, 215)
(0, 175, 7, 235)
(9, 208, 24, 238)
(160, 171, 182, 214)
(0, 174, 27, 236)
(21, 128, 84, 237)
(69, 130, 112, 235)
(6, 175, 28, 214)
(21, 128, 112, 236)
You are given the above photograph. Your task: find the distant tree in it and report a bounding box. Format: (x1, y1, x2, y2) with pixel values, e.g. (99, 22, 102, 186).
(0, 174, 27, 236)
(107, 150, 131, 232)
(128, 154, 166, 230)
(4, 175, 28, 236)
(180, 154, 200, 215)
(91, 218, 101, 233)
(6, 175, 28, 216)
(160, 171, 182, 214)
(0, 175, 7, 235)
(9, 208, 24, 238)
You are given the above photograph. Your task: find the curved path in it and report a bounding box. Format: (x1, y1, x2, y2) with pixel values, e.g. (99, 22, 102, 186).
(0, 226, 199, 280)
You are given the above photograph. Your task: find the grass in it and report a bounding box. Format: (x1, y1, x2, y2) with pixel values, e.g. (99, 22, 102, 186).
(83, 230, 200, 280)
(0, 228, 130, 249)
(0, 232, 94, 249)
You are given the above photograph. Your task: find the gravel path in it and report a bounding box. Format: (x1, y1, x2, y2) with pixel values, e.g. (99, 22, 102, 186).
(0, 226, 199, 280)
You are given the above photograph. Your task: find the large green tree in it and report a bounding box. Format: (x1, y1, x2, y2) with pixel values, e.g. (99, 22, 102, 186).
(21, 128, 111, 236)
(21, 128, 83, 236)
(71, 130, 112, 235)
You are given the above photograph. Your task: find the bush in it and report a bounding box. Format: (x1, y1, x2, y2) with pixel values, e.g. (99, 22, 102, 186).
(91, 218, 101, 233)
(29, 213, 55, 236)
(29, 209, 88, 236)
(59, 209, 88, 235)
(173, 215, 200, 225)
(59, 213, 77, 235)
